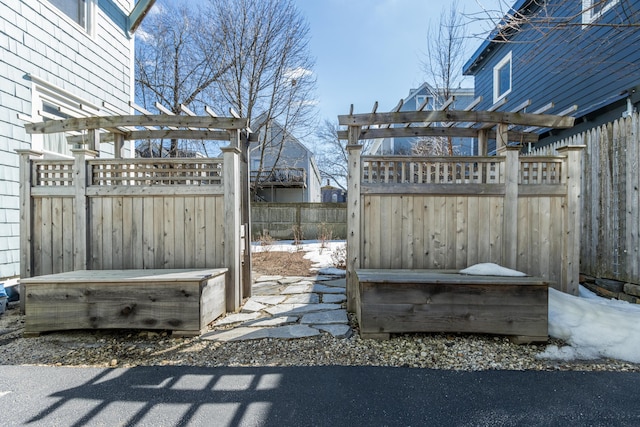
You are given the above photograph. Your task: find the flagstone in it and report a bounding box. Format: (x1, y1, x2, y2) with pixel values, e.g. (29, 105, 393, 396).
(285, 293, 320, 304)
(281, 284, 312, 294)
(312, 284, 346, 294)
(242, 316, 298, 327)
(300, 309, 348, 325)
(316, 324, 352, 338)
(322, 294, 346, 304)
(213, 312, 261, 327)
(264, 303, 341, 316)
(249, 295, 287, 305)
(241, 299, 266, 313)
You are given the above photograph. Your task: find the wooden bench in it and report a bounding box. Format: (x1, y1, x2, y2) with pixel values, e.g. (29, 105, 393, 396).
(355, 269, 549, 343)
(21, 268, 227, 337)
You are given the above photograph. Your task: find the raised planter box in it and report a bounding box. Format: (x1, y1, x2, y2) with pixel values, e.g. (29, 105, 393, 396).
(355, 269, 549, 343)
(21, 268, 227, 336)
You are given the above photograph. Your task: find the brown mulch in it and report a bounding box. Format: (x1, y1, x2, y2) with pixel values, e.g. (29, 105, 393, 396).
(251, 249, 314, 277)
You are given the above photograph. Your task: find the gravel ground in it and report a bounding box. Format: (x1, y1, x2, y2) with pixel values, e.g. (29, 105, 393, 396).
(1, 303, 640, 372)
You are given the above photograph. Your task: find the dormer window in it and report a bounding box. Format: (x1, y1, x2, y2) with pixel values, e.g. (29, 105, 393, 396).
(582, 0, 619, 24)
(493, 51, 512, 103)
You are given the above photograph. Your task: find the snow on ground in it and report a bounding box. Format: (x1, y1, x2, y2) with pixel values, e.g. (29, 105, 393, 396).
(540, 286, 640, 364)
(252, 242, 640, 364)
(251, 240, 346, 276)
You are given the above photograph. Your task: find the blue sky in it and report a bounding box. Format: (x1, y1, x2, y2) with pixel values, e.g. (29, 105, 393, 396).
(292, 0, 505, 123)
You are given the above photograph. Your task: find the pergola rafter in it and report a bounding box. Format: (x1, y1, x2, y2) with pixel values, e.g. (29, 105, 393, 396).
(337, 100, 577, 155)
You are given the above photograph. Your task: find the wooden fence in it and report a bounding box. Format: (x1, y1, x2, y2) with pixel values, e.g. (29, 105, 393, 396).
(251, 202, 347, 240)
(18, 147, 246, 311)
(528, 112, 640, 285)
(346, 145, 584, 309)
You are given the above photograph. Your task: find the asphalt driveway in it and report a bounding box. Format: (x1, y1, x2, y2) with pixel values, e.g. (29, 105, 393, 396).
(1, 365, 639, 426)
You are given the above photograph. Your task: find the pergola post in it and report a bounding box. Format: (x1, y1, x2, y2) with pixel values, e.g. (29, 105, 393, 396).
(557, 145, 585, 295)
(240, 131, 252, 299)
(478, 129, 488, 156)
(71, 148, 98, 272)
(346, 125, 362, 312)
(16, 149, 42, 313)
(502, 145, 520, 270)
(496, 123, 509, 153)
(222, 131, 242, 312)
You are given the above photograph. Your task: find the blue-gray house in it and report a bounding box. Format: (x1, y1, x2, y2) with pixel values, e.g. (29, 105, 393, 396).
(463, 0, 640, 152)
(372, 82, 476, 155)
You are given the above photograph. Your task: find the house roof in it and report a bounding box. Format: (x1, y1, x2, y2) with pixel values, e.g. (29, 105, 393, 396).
(462, 0, 530, 75)
(129, 0, 157, 33)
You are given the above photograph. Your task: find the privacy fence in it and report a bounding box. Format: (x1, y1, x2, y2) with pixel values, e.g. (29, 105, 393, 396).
(347, 146, 583, 299)
(528, 112, 640, 285)
(19, 114, 251, 312)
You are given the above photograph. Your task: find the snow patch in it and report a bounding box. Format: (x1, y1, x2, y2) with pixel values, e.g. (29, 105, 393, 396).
(540, 286, 640, 364)
(459, 263, 527, 277)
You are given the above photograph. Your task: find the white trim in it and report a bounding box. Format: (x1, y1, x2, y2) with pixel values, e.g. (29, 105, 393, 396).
(582, 0, 620, 25)
(29, 76, 98, 158)
(493, 51, 512, 104)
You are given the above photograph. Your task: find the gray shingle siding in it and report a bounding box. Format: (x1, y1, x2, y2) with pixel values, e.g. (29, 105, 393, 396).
(0, 0, 135, 280)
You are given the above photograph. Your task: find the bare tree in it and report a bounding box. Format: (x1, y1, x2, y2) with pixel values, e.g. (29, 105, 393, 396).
(203, 0, 316, 191)
(422, 0, 467, 104)
(421, 1, 468, 155)
(313, 119, 376, 190)
(135, 1, 233, 157)
(412, 136, 461, 157)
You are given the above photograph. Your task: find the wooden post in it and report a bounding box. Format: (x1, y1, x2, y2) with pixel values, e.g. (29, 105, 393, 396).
(240, 131, 252, 299)
(71, 148, 97, 271)
(222, 131, 242, 312)
(502, 145, 520, 270)
(86, 129, 100, 154)
(496, 123, 509, 153)
(16, 149, 42, 314)
(557, 145, 585, 295)
(478, 129, 488, 156)
(113, 133, 124, 159)
(346, 125, 362, 312)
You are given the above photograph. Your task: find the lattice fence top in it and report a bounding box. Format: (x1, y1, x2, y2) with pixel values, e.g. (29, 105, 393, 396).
(90, 158, 224, 186)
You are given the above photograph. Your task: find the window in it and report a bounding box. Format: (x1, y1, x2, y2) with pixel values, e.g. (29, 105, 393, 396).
(415, 95, 430, 110)
(493, 51, 512, 103)
(47, 0, 95, 34)
(29, 75, 102, 158)
(582, 0, 619, 24)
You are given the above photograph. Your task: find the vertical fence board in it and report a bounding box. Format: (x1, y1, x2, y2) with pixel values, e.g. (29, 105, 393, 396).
(121, 197, 133, 269)
(477, 197, 491, 263)
(111, 197, 123, 269)
(466, 196, 479, 266)
(184, 197, 195, 268)
(102, 197, 113, 270)
(401, 196, 414, 269)
(62, 198, 74, 272)
(194, 196, 206, 268)
(455, 197, 467, 269)
(40, 198, 53, 275)
(90, 198, 102, 270)
(51, 197, 63, 274)
(154, 197, 165, 268)
(538, 197, 551, 281)
(142, 197, 155, 269)
(174, 197, 185, 268)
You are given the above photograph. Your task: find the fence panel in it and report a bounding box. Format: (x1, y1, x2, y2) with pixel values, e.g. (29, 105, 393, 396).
(349, 149, 582, 301)
(528, 112, 640, 284)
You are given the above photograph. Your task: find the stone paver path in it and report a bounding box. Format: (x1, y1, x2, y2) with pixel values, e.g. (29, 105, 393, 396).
(202, 273, 349, 342)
